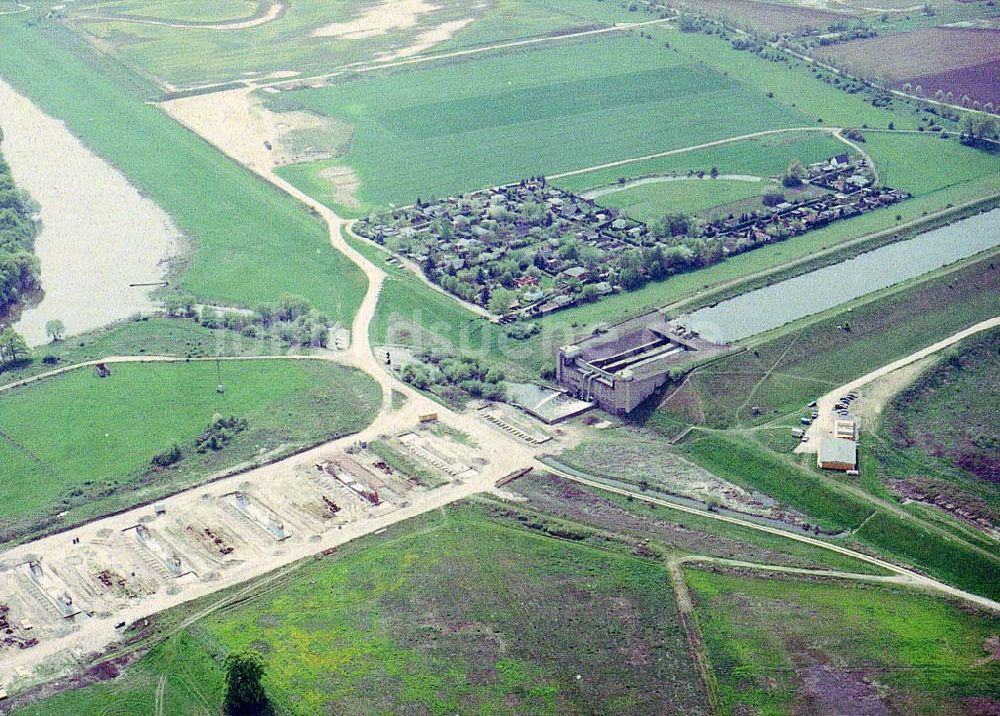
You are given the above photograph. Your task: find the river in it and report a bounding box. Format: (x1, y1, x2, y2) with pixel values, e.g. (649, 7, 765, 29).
(682, 208, 1000, 343)
(0, 78, 180, 347)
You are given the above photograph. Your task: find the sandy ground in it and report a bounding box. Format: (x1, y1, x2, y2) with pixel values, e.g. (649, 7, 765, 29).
(387, 18, 474, 60)
(319, 165, 362, 210)
(162, 87, 336, 172)
(0, 78, 179, 346)
(311, 0, 441, 39)
(796, 317, 1000, 453)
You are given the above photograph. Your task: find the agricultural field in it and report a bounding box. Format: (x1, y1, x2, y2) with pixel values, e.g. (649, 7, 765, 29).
(0, 359, 381, 543)
(65, 0, 642, 90)
(816, 28, 1000, 107)
(272, 32, 811, 213)
(10, 504, 707, 715)
(687, 568, 1000, 716)
(660, 0, 849, 33)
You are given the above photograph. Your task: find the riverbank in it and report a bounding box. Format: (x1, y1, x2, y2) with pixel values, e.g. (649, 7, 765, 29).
(0, 78, 179, 346)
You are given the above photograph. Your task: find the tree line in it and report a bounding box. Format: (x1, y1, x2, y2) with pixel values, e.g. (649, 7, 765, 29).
(0, 131, 41, 321)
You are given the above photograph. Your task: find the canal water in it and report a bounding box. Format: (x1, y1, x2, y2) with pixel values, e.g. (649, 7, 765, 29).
(682, 208, 1000, 344)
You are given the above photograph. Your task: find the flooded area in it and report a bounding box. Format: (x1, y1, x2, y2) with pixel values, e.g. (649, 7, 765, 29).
(683, 208, 1000, 343)
(0, 78, 179, 346)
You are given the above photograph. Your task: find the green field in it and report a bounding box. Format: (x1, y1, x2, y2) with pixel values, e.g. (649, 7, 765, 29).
(0, 317, 313, 387)
(514, 470, 889, 575)
(68, 0, 629, 89)
(277, 33, 810, 213)
(864, 131, 1000, 197)
(82, 0, 259, 22)
(553, 130, 849, 193)
(0, 20, 366, 322)
(12, 505, 707, 715)
(593, 177, 769, 223)
(0, 359, 380, 543)
(687, 569, 1000, 716)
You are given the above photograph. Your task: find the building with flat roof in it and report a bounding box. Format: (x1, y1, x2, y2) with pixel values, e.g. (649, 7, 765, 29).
(818, 437, 858, 471)
(557, 311, 726, 415)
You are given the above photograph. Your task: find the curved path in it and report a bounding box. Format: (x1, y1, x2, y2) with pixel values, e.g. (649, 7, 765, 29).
(0, 2, 29, 16)
(78, 1, 284, 30)
(797, 316, 1000, 452)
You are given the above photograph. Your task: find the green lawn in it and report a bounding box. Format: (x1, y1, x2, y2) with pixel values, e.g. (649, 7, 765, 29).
(0, 20, 367, 322)
(594, 178, 768, 223)
(13, 505, 706, 715)
(279, 32, 810, 212)
(687, 569, 1000, 716)
(0, 359, 381, 543)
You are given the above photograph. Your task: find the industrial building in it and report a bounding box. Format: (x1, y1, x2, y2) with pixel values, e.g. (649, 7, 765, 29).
(818, 437, 858, 471)
(557, 311, 725, 415)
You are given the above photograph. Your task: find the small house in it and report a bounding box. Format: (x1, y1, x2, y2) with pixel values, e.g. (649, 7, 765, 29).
(818, 438, 857, 471)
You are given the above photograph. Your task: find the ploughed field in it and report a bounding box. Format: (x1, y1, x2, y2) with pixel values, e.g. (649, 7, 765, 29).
(816, 28, 1000, 107)
(0, 359, 381, 543)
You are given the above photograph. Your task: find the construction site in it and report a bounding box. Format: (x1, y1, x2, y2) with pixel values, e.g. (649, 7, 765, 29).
(557, 311, 727, 415)
(0, 413, 531, 694)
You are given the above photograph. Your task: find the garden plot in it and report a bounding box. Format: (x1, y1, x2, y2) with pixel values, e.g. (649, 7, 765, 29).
(221, 491, 292, 542)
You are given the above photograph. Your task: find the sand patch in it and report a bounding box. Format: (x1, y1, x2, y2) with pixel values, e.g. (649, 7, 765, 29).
(268, 70, 300, 79)
(162, 87, 348, 171)
(388, 18, 474, 60)
(0, 78, 179, 346)
(311, 0, 440, 39)
(320, 166, 363, 210)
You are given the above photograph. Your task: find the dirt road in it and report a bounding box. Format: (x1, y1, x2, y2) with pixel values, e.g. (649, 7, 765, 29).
(544, 464, 1000, 613)
(797, 316, 1000, 453)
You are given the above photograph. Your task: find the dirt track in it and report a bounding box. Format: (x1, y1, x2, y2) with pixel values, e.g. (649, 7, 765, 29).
(797, 316, 1000, 453)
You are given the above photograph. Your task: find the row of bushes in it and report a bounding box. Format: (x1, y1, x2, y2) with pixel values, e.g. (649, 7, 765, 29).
(164, 293, 332, 348)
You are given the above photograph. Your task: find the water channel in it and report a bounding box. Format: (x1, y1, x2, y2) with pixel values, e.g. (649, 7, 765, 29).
(683, 208, 1000, 344)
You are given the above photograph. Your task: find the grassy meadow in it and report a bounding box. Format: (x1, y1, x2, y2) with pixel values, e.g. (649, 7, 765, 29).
(0, 19, 367, 322)
(12, 504, 707, 715)
(594, 178, 769, 224)
(680, 432, 1000, 601)
(687, 569, 1000, 716)
(0, 359, 381, 543)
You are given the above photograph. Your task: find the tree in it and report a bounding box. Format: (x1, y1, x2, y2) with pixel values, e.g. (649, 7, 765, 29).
(224, 649, 268, 715)
(782, 159, 804, 187)
(45, 318, 65, 342)
(488, 287, 516, 315)
(0, 327, 29, 367)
